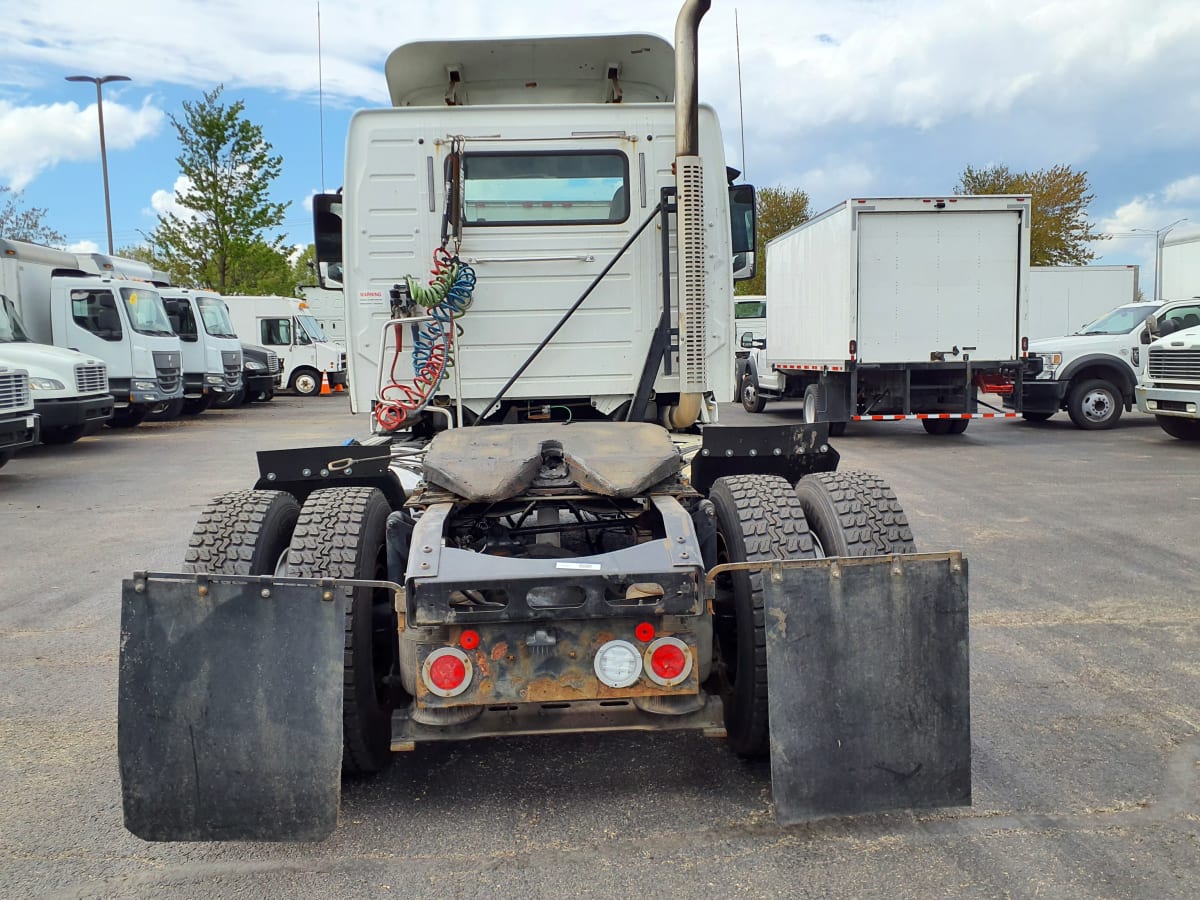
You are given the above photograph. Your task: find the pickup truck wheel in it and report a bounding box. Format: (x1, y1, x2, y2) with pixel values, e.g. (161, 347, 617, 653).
(107, 407, 148, 428)
(708, 474, 816, 758)
(1067, 378, 1123, 430)
(1156, 415, 1200, 441)
(740, 374, 766, 413)
(184, 489, 300, 576)
(40, 424, 87, 445)
(1022, 411, 1053, 422)
(288, 487, 402, 775)
(290, 368, 321, 396)
(794, 471, 917, 557)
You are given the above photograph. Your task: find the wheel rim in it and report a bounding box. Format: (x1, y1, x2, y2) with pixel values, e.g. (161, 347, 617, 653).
(1081, 388, 1114, 423)
(295, 374, 317, 394)
(804, 391, 816, 423)
(742, 382, 757, 406)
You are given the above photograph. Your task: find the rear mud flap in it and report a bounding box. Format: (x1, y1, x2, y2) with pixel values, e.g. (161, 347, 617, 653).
(118, 573, 347, 841)
(762, 552, 971, 824)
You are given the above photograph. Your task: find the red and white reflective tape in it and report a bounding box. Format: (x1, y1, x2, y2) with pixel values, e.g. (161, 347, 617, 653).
(774, 363, 846, 372)
(852, 412, 1017, 421)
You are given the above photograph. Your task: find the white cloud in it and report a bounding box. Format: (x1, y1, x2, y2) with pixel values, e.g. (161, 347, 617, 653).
(67, 239, 99, 254)
(147, 175, 197, 221)
(1164, 175, 1200, 203)
(0, 97, 164, 190)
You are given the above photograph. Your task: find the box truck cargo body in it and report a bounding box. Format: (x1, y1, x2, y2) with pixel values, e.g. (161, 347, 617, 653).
(1028, 265, 1138, 340)
(738, 195, 1036, 434)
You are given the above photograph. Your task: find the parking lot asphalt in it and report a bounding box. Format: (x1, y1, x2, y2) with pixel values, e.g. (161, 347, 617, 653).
(1, 397, 1197, 898)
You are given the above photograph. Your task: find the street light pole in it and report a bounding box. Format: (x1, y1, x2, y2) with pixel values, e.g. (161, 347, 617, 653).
(65, 74, 131, 254)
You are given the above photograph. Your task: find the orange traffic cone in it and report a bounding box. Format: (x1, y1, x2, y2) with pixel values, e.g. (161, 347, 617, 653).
(333, 379, 345, 393)
(319, 372, 331, 395)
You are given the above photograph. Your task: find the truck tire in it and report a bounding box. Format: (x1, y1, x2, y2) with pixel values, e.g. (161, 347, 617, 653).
(40, 424, 87, 445)
(708, 474, 816, 757)
(184, 489, 301, 576)
(0, 450, 12, 469)
(213, 388, 245, 408)
(802, 384, 821, 425)
(288, 487, 401, 775)
(290, 368, 322, 396)
(948, 418, 969, 434)
(740, 373, 766, 413)
(145, 399, 184, 422)
(794, 471, 916, 558)
(921, 418, 968, 435)
(1156, 415, 1200, 441)
(181, 394, 213, 416)
(107, 407, 148, 429)
(1022, 412, 1053, 423)
(1067, 378, 1123, 430)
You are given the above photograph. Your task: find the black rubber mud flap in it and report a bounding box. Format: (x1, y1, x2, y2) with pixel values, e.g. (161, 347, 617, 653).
(763, 552, 970, 824)
(118, 573, 347, 841)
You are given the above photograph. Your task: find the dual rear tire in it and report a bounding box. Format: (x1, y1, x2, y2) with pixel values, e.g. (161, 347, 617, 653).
(184, 486, 402, 775)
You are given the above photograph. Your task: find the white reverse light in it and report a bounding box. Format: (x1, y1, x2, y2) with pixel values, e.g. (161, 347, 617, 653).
(593, 639, 642, 688)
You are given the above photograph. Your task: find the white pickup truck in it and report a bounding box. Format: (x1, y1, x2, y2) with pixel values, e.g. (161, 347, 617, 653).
(1136, 322, 1200, 440)
(1010, 298, 1200, 429)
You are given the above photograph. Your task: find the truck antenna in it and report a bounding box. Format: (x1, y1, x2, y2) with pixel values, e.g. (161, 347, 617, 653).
(735, 8, 747, 182)
(317, 1, 327, 193)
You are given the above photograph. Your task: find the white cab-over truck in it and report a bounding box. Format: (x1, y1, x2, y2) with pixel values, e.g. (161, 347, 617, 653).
(739, 195, 1037, 435)
(297, 285, 346, 348)
(157, 288, 243, 415)
(0, 239, 179, 429)
(0, 366, 37, 468)
(1009, 298, 1200, 429)
(1136, 321, 1200, 440)
(1028, 265, 1138, 340)
(118, 1, 973, 842)
(223, 295, 346, 396)
(0, 289, 111, 444)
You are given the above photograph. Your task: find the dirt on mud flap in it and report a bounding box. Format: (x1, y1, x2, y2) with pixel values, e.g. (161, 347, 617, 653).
(710, 550, 972, 825)
(118, 573, 348, 841)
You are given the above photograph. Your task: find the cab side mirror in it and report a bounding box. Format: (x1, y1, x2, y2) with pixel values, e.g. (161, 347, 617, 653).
(740, 332, 755, 348)
(1140, 329, 1152, 345)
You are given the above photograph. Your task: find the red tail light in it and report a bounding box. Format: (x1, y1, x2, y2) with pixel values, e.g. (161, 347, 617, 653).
(849, 339, 858, 360)
(423, 647, 472, 697)
(644, 637, 693, 686)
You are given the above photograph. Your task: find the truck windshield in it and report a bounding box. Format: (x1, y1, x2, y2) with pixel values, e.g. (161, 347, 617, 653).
(121, 287, 175, 337)
(462, 151, 629, 226)
(197, 296, 238, 338)
(1079, 303, 1165, 335)
(735, 300, 767, 319)
(0, 296, 30, 342)
(297, 315, 327, 342)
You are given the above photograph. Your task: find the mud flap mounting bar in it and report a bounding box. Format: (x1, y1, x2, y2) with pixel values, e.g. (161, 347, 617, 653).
(118, 572, 350, 841)
(709, 551, 971, 824)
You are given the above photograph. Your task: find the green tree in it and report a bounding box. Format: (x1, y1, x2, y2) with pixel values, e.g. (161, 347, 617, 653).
(0, 186, 65, 245)
(150, 86, 289, 293)
(736, 185, 811, 296)
(955, 164, 1105, 265)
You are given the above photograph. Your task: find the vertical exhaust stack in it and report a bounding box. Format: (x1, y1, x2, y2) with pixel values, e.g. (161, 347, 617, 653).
(667, 0, 710, 430)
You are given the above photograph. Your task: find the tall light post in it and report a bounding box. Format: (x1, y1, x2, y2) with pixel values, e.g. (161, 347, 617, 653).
(65, 74, 130, 254)
(1131, 218, 1189, 302)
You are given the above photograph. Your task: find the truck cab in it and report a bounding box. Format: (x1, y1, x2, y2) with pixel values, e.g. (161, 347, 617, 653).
(1136, 319, 1200, 440)
(297, 285, 346, 348)
(0, 240, 183, 428)
(1013, 298, 1200, 429)
(159, 288, 243, 414)
(0, 292, 112, 443)
(223, 295, 347, 396)
(0, 366, 37, 468)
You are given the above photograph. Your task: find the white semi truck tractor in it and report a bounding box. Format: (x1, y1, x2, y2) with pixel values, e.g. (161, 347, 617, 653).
(117, 1, 972, 841)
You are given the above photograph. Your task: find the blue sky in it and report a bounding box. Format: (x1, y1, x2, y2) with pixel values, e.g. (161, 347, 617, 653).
(4, 0, 1200, 290)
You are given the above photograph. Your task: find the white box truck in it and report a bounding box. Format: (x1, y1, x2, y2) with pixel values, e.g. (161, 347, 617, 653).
(223, 295, 346, 395)
(0, 240, 182, 428)
(0, 289, 112, 444)
(739, 195, 1036, 434)
(1161, 229, 1200, 300)
(1028, 265, 1138, 340)
(0, 366, 37, 468)
(1135, 315, 1200, 440)
(298, 285, 346, 348)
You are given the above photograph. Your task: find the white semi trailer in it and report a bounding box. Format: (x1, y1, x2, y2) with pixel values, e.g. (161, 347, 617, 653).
(1028, 265, 1139, 340)
(1161, 229, 1200, 300)
(118, 1, 973, 843)
(739, 196, 1037, 434)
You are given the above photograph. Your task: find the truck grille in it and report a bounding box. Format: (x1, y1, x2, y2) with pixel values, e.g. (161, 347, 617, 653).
(266, 351, 280, 375)
(1148, 348, 1200, 382)
(222, 349, 242, 386)
(75, 363, 108, 394)
(0, 372, 31, 411)
(153, 350, 182, 393)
